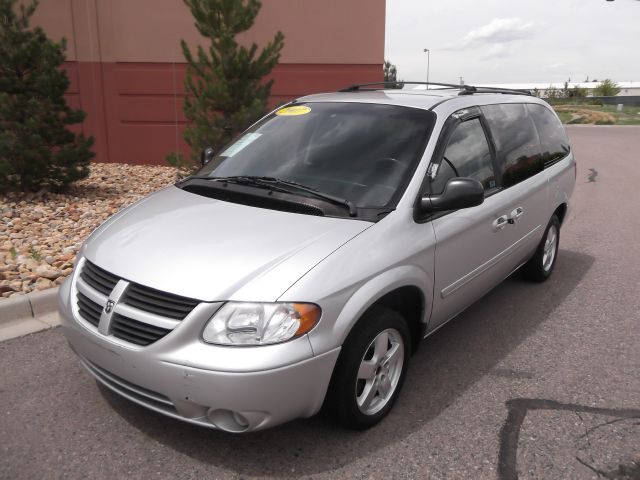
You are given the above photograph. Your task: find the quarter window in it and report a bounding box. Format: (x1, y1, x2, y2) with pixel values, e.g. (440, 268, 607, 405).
(482, 104, 543, 188)
(527, 104, 570, 167)
(430, 117, 496, 194)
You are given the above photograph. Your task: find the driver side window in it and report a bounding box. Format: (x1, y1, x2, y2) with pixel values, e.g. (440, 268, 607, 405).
(430, 118, 496, 194)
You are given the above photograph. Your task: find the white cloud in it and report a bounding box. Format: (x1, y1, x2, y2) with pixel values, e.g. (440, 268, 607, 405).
(385, 0, 640, 83)
(546, 62, 567, 70)
(482, 43, 512, 59)
(454, 18, 537, 50)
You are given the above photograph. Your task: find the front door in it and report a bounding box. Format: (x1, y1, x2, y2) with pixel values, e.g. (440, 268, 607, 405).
(427, 110, 516, 329)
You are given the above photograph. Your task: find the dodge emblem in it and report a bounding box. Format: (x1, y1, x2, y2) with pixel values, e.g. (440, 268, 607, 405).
(104, 300, 115, 314)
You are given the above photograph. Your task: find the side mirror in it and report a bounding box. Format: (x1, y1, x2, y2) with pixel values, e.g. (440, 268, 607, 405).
(201, 147, 215, 166)
(420, 177, 484, 213)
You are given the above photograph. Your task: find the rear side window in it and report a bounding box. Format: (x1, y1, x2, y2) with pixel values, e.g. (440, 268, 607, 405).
(430, 118, 496, 194)
(527, 104, 570, 167)
(482, 104, 543, 188)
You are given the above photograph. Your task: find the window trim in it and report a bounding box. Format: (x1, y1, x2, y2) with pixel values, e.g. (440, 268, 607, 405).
(413, 107, 501, 223)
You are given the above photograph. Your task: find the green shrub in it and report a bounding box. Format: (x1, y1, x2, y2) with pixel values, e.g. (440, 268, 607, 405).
(593, 79, 621, 97)
(0, 0, 94, 192)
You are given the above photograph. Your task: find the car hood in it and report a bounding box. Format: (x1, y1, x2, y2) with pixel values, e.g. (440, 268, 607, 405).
(83, 186, 372, 302)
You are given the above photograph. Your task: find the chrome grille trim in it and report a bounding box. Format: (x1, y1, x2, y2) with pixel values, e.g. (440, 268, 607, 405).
(76, 276, 107, 305)
(114, 303, 181, 330)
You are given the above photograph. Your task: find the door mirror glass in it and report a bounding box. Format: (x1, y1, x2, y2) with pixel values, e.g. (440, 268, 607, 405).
(420, 177, 484, 212)
(201, 147, 215, 166)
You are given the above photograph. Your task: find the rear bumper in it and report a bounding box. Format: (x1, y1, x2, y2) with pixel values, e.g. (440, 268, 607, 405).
(58, 277, 340, 432)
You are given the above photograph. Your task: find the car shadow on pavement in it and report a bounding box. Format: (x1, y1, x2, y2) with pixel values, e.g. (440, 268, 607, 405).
(101, 249, 595, 477)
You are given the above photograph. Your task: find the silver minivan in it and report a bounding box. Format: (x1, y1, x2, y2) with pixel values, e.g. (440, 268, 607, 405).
(59, 82, 575, 432)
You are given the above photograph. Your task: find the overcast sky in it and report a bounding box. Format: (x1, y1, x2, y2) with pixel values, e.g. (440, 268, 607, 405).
(385, 0, 640, 85)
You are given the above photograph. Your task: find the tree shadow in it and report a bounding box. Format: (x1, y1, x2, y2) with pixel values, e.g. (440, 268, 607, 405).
(100, 249, 594, 477)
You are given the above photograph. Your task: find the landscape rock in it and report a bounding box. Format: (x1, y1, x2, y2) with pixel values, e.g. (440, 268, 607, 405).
(35, 278, 55, 290)
(35, 265, 63, 280)
(0, 163, 180, 298)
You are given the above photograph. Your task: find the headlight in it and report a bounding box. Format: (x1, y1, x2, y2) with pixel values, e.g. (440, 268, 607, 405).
(202, 302, 321, 346)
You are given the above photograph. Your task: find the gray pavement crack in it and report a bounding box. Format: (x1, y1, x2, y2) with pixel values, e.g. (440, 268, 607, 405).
(497, 398, 640, 480)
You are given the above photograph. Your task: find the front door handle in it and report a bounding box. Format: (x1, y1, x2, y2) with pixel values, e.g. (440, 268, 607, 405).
(508, 207, 524, 224)
(493, 215, 508, 231)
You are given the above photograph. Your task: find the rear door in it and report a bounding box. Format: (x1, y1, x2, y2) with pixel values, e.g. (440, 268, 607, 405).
(480, 103, 550, 270)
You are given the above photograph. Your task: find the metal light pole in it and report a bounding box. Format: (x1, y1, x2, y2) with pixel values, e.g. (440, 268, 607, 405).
(423, 48, 430, 89)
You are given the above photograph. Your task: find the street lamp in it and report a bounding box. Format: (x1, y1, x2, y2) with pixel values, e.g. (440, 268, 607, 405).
(423, 48, 430, 89)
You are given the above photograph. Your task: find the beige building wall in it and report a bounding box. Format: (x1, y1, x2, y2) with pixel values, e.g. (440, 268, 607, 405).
(33, 0, 385, 64)
(31, 0, 385, 164)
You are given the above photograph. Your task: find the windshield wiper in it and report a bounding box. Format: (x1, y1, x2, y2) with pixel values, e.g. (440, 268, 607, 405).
(187, 175, 358, 217)
(245, 176, 358, 217)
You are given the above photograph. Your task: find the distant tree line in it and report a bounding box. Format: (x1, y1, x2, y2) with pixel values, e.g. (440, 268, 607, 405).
(542, 79, 621, 99)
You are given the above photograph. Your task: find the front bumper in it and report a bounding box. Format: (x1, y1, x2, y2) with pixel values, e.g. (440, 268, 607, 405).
(58, 278, 340, 432)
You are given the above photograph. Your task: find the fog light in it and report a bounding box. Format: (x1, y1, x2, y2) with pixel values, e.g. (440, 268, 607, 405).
(207, 409, 250, 433)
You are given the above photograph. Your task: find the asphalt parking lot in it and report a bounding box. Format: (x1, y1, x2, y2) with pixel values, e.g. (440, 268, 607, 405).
(1, 126, 639, 480)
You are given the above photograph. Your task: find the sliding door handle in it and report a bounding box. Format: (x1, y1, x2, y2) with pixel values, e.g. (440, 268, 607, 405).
(508, 207, 524, 224)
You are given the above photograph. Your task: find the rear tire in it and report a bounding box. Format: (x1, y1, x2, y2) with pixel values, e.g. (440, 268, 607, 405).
(522, 214, 560, 282)
(327, 306, 410, 430)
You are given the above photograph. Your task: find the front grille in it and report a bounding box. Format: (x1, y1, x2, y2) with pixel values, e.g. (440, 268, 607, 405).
(77, 292, 102, 327)
(122, 284, 199, 320)
(81, 261, 119, 296)
(75, 260, 200, 347)
(110, 314, 171, 346)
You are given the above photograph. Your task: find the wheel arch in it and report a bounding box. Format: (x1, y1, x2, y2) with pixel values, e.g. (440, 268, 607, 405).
(327, 265, 432, 355)
(363, 286, 426, 354)
(553, 202, 568, 225)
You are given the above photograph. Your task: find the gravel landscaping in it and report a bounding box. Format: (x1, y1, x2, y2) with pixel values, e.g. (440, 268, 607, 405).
(0, 163, 181, 299)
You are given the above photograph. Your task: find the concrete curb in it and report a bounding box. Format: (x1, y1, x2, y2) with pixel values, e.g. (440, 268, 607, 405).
(0, 287, 60, 341)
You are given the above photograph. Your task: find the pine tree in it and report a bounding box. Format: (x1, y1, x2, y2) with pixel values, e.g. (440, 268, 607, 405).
(383, 60, 398, 83)
(0, 0, 94, 191)
(383, 60, 402, 89)
(168, 0, 284, 170)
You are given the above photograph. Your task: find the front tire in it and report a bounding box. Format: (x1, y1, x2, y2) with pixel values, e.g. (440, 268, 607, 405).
(522, 214, 560, 282)
(327, 307, 410, 430)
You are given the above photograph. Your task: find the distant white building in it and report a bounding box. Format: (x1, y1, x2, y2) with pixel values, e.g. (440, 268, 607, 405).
(482, 82, 640, 97)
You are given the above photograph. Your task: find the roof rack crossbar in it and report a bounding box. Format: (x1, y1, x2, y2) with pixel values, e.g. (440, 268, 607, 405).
(339, 81, 468, 92)
(338, 81, 532, 96)
(457, 86, 532, 96)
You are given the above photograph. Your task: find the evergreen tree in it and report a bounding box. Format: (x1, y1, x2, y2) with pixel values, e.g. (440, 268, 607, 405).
(0, 0, 94, 191)
(383, 60, 398, 83)
(382, 60, 402, 89)
(168, 0, 284, 170)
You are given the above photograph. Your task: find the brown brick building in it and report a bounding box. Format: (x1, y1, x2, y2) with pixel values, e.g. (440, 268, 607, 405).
(33, 0, 385, 165)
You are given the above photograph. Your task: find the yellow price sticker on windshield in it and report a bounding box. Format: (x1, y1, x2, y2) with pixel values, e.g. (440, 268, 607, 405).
(276, 105, 311, 116)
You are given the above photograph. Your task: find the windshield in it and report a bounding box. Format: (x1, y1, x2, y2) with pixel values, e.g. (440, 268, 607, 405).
(195, 102, 435, 209)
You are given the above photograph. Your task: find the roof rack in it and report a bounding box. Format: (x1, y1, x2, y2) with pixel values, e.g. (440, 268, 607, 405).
(338, 81, 532, 96)
(459, 85, 532, 96)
